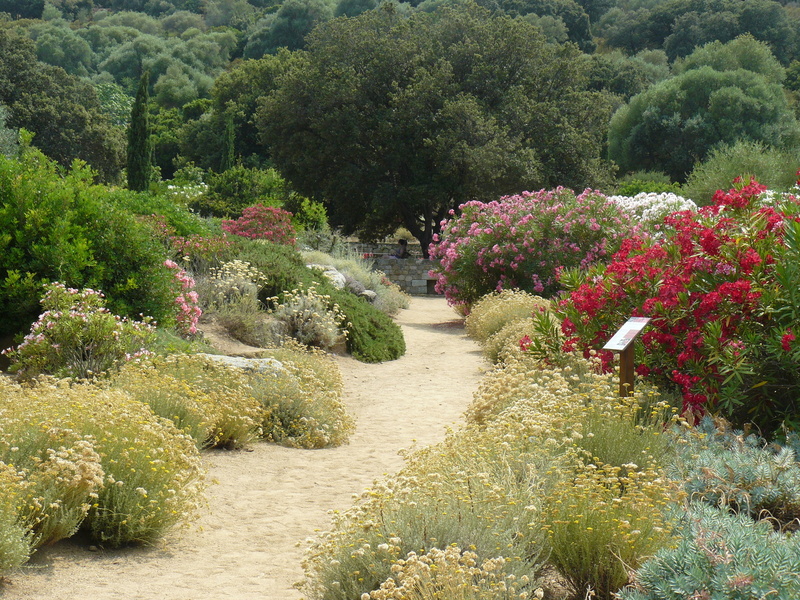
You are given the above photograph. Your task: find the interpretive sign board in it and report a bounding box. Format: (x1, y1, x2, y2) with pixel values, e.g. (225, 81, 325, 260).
(603, 316, 651, 397)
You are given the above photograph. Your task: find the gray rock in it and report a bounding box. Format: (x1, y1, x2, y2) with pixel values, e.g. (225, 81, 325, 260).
(197, 353, 284, 375)
(360, 289, 378, 302)
(307, 264, 347, 289)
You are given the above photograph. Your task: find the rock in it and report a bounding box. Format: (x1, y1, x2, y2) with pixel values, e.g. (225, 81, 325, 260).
(360, 289, 378, 302)
(307, 264, 347, 289)
(196, 353, 284, 375)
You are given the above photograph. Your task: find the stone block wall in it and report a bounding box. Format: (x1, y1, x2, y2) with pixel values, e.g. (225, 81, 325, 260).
(371, 257, 441, 295)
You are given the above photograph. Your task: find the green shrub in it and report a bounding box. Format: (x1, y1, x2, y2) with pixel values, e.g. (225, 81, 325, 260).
(0, 148, 175, 337)
(0, 378, 206, 548)
(104, 187, 212, 237)
(614, 170, 682, 196)
(5, 283, 157, 380)
(619, 503, 800, 600)
(190, 165, 291, 217)
(332, 287, 406, 363)
(683, 140, 800, 205)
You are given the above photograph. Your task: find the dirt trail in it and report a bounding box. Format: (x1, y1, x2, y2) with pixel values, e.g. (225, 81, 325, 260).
(5, 296, 487, 600)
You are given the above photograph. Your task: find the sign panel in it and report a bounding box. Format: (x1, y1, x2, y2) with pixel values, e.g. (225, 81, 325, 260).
(602, 317, 651, 352)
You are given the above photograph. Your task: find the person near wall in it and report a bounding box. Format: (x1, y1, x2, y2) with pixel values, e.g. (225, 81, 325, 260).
(391, 239, 410, 259)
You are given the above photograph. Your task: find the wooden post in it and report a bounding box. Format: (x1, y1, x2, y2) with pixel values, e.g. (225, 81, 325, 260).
(603, 317, 651, 398)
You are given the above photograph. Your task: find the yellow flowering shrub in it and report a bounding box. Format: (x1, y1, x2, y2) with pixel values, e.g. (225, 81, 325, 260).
(298, 422, 552, 600)
(0, 378, 206, 548)
(110, 362, 218, 449)
(146, 354, 263, 449)
(465, 290, 550, 343)
(362, 545, 540, 600)
(0, 461, 31, 574)
(250, 343, 353, 448)
(301, 353, 682, 600)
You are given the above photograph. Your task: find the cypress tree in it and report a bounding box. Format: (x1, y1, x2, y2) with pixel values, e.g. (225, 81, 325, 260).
(220, 111, 235, 172)
(127, 71, 152, 191)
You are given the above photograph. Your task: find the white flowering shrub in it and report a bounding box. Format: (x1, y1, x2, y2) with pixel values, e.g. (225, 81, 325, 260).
(268, 286, 348, 350)
(195, 260, 266, 311)
(606, 192, 698, 233)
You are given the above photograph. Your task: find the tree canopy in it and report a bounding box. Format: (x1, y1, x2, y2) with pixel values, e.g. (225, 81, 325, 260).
(257, 3, 614, 254)
(608, 38, 800, 181)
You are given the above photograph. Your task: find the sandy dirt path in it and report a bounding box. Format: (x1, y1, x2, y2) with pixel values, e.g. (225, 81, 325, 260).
(4, 296, 487, 600)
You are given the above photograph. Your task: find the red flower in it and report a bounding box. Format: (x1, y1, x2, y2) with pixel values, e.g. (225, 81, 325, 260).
(519, 335, 533, 352)
(782, 329, 795, 352)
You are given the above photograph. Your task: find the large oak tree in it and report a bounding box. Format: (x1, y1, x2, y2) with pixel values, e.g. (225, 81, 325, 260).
(256, 3, 613, 255)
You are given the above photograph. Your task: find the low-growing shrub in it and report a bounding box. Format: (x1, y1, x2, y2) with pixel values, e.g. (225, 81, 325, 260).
(233, 239, 315, 301)
(301, 250, 410, 316)
(0, 378, 206, 548)
(464, 289, 550, 343)
(482, 317, 539, 364)
(109, 360, 217, 449)
(0, 462, 31, 574)
(267, 286, 348, 351)
(671, 417, 800, 529)
(363, 546, 537, 600)
(429, 188, 636, 307)
(4, 282, 156, 380)
(146, 354, 263, 449)
(299, 423, 552, 600)
(332, 288, 406, 363)
(251, 343, 353, 448)
(618, 503, 800, 600)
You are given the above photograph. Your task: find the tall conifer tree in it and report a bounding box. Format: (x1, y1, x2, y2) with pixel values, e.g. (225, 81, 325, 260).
(127, 71, 152, 191)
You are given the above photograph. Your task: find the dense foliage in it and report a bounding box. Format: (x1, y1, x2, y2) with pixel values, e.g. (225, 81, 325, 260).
(258, 3, 615, 254)
(0, 146, 175, 337)
(553, 179, 800, 433)
(429, 187, 635, 307)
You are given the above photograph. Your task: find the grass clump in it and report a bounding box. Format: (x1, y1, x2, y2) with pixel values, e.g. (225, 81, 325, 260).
(251, 343, 353, 449)
(465, 290, 550, 343)
(0, 377, 206, 548)
(301, 249, 410, 316)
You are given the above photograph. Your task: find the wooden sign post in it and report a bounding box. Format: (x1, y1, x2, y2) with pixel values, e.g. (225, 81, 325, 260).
(603, 317, 651, 397)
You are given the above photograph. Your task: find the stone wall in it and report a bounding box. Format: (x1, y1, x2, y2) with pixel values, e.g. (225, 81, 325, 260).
(372, 257, 440, 295)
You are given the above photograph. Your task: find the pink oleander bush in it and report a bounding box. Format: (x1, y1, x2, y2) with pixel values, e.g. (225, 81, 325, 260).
(221, 204, 296, 245)
(429, 188, 636, 308)
(164, 260, 202, 337)
(3, 282, 156, 380)
(549, 178, 800, 434)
